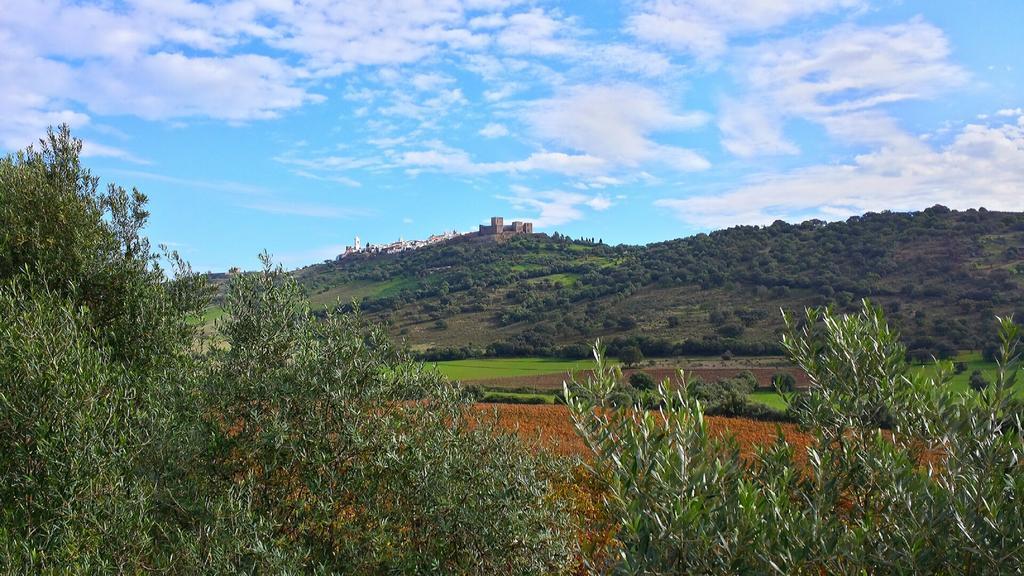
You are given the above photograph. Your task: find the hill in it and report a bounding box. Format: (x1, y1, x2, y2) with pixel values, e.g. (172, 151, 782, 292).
(274, 206, 1024, 360)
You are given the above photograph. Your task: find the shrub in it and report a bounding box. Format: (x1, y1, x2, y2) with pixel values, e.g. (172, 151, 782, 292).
(462, 384, 485, 401)
(772, 371, 797, 392)
(969, 369, 989, 391)
(730, 370, 758, 393)
(480, 393, 548, 405)
(629, 371, 656, 391)
(715, 322, 745, 338)
(566, 302, 1024, 574)
(620, 345, 643, 368)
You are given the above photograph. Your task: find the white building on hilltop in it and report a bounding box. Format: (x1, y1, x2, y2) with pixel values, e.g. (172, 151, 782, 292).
(336, 230, 462, 260)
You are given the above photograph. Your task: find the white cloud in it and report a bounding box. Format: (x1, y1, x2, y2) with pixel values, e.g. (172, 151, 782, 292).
(79, 52, 322, 121)
(574, 176, 624, 189)
(398, 142, 607, 176)
(483, 82, 523, 101)
(627, 0, 863, 60)
(997, 108, 1023, 117)
(742, 19, 966, 120)
(588, 44, 673, 78)
(498, 186, 613, 227)
(411, 72, 455, 91)
(586, 196, 613, 211)
(478, 122, 509, 138)
(468, 13, 507, 30)
(524, 84, 710, 170)
(81, 140, 151, 164)
(657, 116, 1024, 227)
(496, 8, 577, 57)
(273, 153, 376, 187)
(109, 169, 271, 196)
(378, 86, 467, 119)
(721, 18, 968, 155)
(0, 0, 497, 148)
(266, 1, 486, 70)
(508, 152, 608, 175)
(0, 32, 83, 149)
(718, 98, 799, 157)
(275, 154, 378, 172)
(290, 170, 362, 188)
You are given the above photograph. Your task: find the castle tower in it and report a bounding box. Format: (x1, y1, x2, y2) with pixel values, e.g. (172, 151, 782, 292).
(354, 235, 361, 251)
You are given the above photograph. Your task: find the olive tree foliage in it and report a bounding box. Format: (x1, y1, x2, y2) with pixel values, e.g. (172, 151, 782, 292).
(0, 125, 205, 371)
(1, 127, 575, 574)
(0, 126, 231, 572)
(207, 256, 575, 573)
(567, 301, 1023, 575)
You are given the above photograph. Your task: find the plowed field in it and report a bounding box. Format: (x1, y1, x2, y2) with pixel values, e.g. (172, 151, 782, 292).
(476, 403, 812, 460)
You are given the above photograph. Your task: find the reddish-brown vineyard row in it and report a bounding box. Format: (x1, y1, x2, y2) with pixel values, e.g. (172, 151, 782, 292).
(474, 403, 813, 460)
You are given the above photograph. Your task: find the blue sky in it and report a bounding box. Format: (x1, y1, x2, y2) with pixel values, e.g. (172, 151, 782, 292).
(2, 1, 1023, 271)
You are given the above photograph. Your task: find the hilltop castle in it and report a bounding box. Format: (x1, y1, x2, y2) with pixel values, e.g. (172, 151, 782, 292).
(477, 216, 533, 237)
(335, 216, 535, 260)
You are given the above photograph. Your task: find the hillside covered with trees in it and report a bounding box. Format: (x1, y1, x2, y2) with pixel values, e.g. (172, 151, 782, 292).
(287, 207, 1024, 360)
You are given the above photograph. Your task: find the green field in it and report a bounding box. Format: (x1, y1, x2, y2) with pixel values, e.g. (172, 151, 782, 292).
(434, 356, 793, 410)
(748, 391, 790, 410)
(528, 273, 579, 287)
(911, 351, 1023, 397)
(307, 277, 419, 308)
(202, 306, 227, 323)
(433, 357, 604, 380)
(436, 351, 1020, 410)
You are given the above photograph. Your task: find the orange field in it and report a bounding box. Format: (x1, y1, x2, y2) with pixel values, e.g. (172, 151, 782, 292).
(475, 403, 813, 460)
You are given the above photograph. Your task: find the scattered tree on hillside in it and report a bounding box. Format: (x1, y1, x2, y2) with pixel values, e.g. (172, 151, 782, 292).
(969, 369, 990, 391)
(620, 345, 643, 368)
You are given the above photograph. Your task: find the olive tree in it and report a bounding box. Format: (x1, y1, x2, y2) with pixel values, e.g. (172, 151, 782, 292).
(567, 302, 1023, 574)
(1, 127, 578, 574)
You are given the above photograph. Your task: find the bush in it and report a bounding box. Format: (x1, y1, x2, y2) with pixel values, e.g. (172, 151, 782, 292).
(969, 369, 989, 391)
(715, 322, 745, 338)
(772, 372, 797, 392)
(629, 371, 656, 391)
(566, 302, 1024, 574)
(462, 384, 485, 401)
(480, 393, 548, 405)
(620, 345, 643, 368)
(730, 370, 758, 393)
